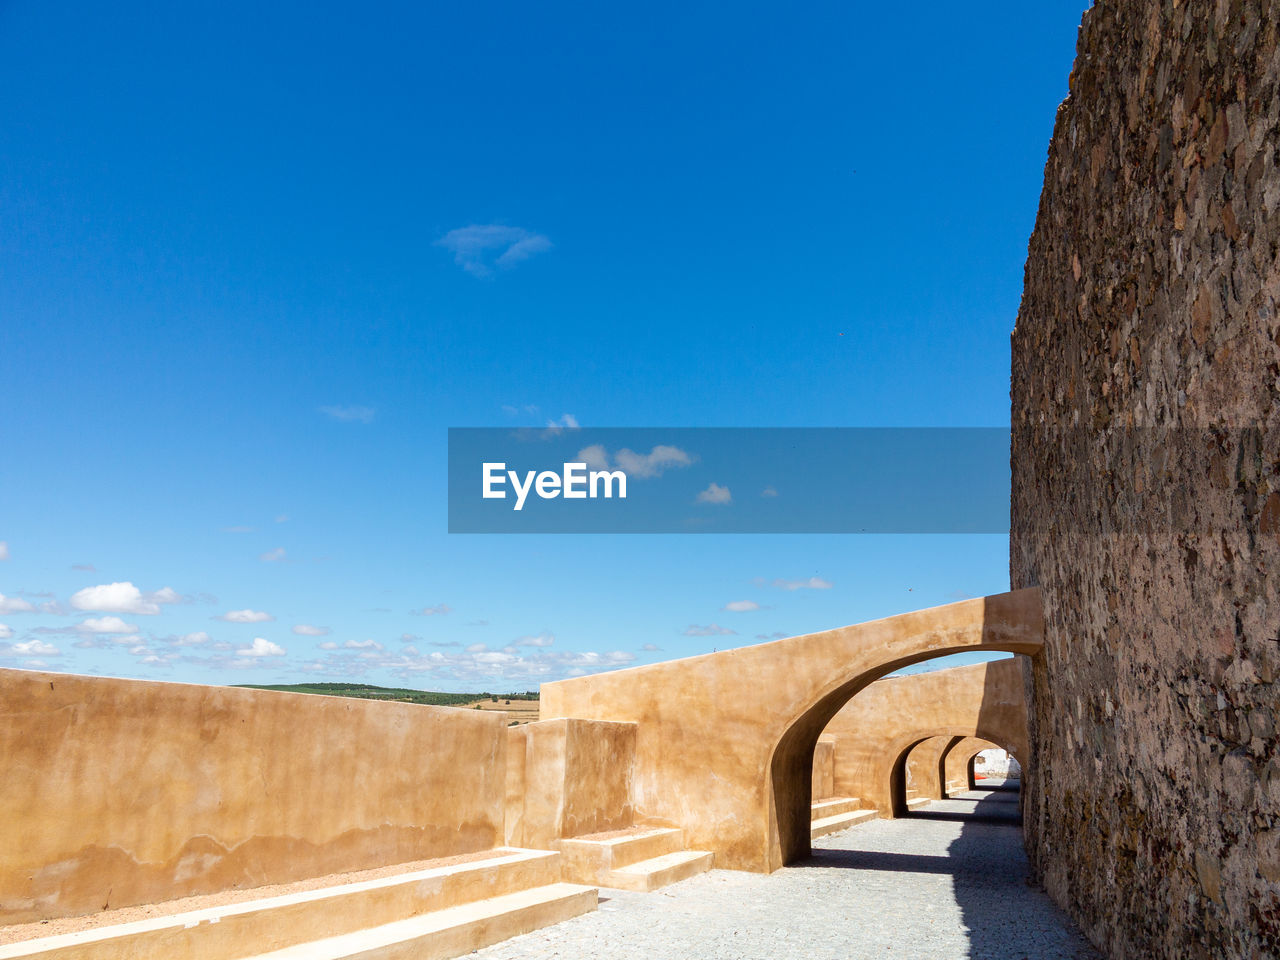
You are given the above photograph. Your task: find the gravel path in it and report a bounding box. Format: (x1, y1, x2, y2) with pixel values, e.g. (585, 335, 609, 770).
(470, 785, 1100, 960)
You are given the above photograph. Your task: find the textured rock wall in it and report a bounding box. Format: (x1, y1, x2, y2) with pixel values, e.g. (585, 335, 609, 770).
(1010, 2, 1280, 957)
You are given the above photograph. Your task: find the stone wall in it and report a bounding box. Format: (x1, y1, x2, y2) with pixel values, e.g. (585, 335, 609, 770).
(1010, 2, 1280, 956)
(1, 669, 509, 923)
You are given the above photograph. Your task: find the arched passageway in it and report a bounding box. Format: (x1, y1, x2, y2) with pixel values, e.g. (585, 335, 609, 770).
(542, 588, 1042, 872)
(889, 733, 1023, 819)
(813, 657, 1028, 819)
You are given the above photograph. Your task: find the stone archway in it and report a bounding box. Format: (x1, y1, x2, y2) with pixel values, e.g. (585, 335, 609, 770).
(542, 588, 1042, 872)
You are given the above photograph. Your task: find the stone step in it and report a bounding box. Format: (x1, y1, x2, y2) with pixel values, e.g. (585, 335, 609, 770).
(604, 851, 714, 892)
(810, 797, 863, 821)
(242, 883, 597, 960)
(810, 809, 879, 839)
(906, 797, 931, 810)
(556, 827, 684, 882)
(0, 849, 566, 960)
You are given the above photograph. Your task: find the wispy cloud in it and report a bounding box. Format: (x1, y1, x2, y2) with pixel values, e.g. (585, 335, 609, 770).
(515, 633, 555, 647)
(319, 405, 375, 424)
(259, 547, 287, 563)
(640, 642, 662, 651)
(576, 444, 693, 479)
(697, 482, 732, 505)
(0, 541, 9, 561)
(292, 624, 330, 636)
(412, 604, 452, 617)
(761, 486, 779, 498)
(683, 624, 736, 637)
(722, 600, 760, 612)
(216, 609, 275, 623)
(755, 631, 790, 640)
(71, 563, 96, 571)
(436, 225, 552, 277)
(767, 576, 833, 591)
(0, 624, 10, 640)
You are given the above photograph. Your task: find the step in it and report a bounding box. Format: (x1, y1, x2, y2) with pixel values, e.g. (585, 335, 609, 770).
(810, 797, 863, 821)
(0, 849, 563, 960)
(906, 797, 931, 810)
(811, 809, 879, 839)
(556, 827, 683, 883)
(604, 851, 714, 892)
(243, 883, 597, 960)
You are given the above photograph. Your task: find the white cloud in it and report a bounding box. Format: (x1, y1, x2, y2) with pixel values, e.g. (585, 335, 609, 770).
(0, 594, 35, 614)
(259, 547, 287, 563)
(344, 639, 383, 650)
(683, 624, 736, 636)
(640, 642, 662, 651)
(70, 582, 181, 616)
(293, 624, 330, 636)
(76, 616, 138, 635)
(238, 637, 285, 658)
(772, 577, 833, 591)
(722, 600, 760, 612)
(466, 642, 488, 653)
(761, 486, 779, 498)
(319, 405, 375, 424)
(412, 604, 452, 616)
(436, 225, 552, 277)
(170, 631, 211, 647)
(71, 563, 96, 571)
(697, 482, 732, 505)
(614, 446, 693, 479)
(3, 639, 60, 657)
(577, 444, 610, 471)
(0, 541, 8, 560)
(216, 609, 275, 623)
(756, 631, 790, 640)
(0, 624, 9, 640)
(318, 641, 339, 650)
(546, 414, 579, 432)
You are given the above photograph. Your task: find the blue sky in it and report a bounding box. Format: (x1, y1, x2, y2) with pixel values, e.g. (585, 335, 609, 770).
(0, 0, 1089, 689)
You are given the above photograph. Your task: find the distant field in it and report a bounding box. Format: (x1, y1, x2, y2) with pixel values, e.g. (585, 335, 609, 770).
(236, 682, 540, 722)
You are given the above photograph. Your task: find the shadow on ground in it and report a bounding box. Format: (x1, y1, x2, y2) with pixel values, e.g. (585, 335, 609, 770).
(801, 782, 1100, 959)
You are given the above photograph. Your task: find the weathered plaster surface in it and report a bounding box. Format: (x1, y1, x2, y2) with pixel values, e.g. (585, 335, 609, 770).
(1, 669, 508, 924)
(820, 658, 1028, 816)
(1011, 2, 1280, 954)
(542, 589, 1041, 871)
(504, 718, 637, 849)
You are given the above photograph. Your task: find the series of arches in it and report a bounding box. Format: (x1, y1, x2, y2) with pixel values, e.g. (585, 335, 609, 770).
(542, 588, 1042, 871)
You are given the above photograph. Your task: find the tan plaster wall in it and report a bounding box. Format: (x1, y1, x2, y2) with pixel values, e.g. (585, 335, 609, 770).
(1, 669, 509, 924)
(810, 737, 836, 801)
(820, 658, 1028, 817)
(504, 718, 637, 849)
(541, 589, 1041, 871)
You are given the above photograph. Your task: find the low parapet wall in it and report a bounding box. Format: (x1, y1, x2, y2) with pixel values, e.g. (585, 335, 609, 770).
(505, 718, 637, 848)
(1, 668, 509, 924)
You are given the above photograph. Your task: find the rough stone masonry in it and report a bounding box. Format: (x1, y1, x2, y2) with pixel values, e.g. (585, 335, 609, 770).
(1011, 1, 1280, 957)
